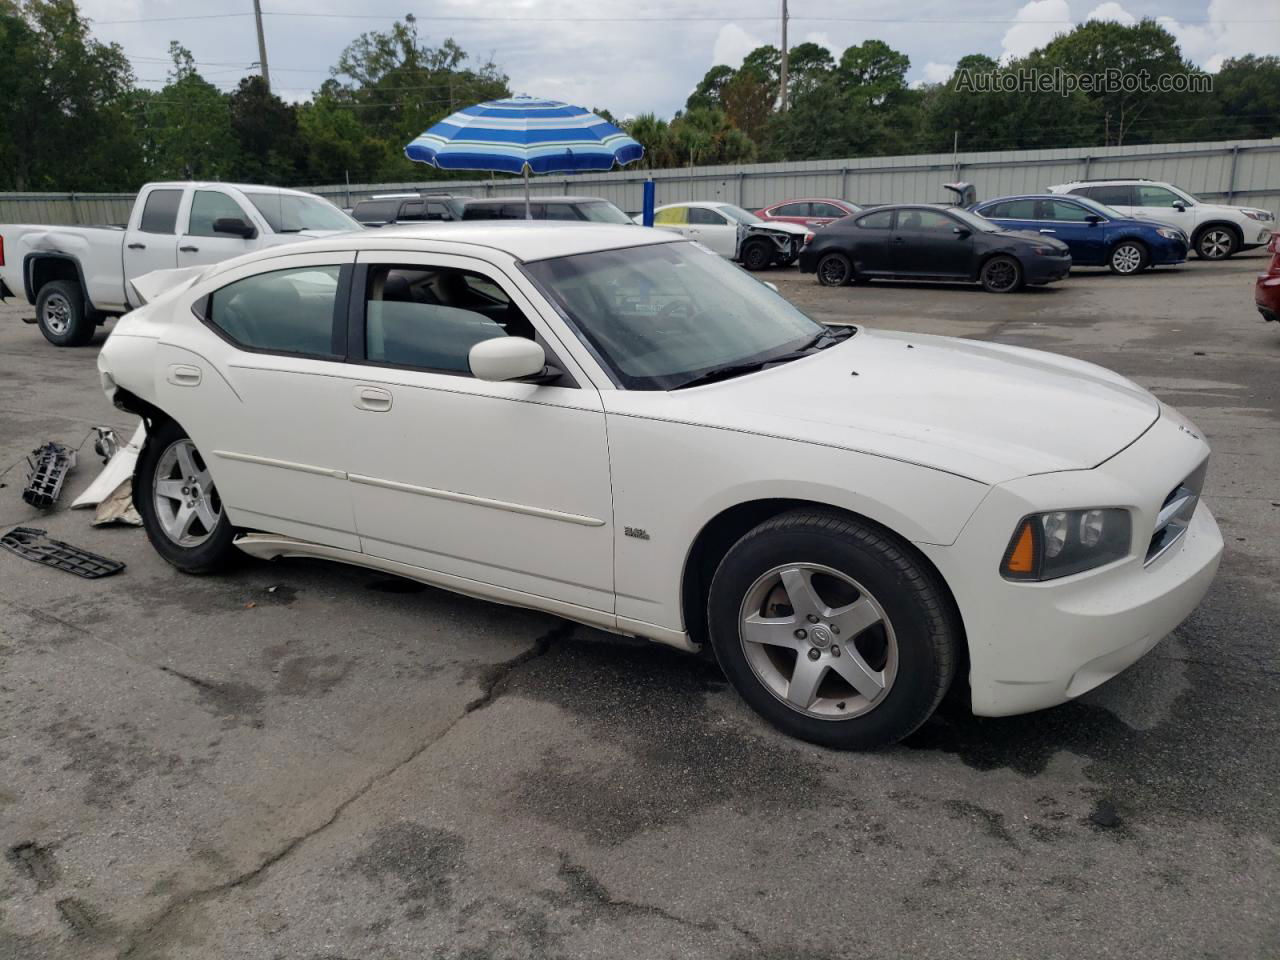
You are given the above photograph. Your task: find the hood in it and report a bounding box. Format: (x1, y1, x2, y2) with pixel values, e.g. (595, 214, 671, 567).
(667, 328, 1160, 484)
(748, 221, 809, 236)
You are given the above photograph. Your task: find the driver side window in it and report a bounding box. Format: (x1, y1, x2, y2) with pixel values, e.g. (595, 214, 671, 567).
(360, 264, 537, 376)
(188, 191, 251, 238)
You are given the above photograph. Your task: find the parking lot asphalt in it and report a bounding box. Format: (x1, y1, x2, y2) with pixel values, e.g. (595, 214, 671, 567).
(1, 253, 1278, 960)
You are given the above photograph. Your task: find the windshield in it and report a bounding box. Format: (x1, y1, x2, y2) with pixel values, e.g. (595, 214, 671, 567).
(245, 193, 360, 233)
(524, 241, 826, 390)
(949, 207, 1003, 233)
(717, 204, 762, 224)
(579, 201, 633, 224)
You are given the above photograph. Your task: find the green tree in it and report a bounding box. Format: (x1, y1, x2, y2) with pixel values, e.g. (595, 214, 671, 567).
(686, 64, 734, 112)
(135, 43, 239, 180)
(229, 75, 304, 183)
(1208, 55, 1280, 140)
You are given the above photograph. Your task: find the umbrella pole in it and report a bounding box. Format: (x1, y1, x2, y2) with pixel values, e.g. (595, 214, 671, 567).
(523, 164, 532, 220)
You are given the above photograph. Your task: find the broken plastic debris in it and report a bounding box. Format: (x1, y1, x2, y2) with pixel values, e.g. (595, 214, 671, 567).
(72, 423, 145, 512)
(22, 443, 77, 508)
(91, 478, 142, 527)
(0, 527, 125, 578)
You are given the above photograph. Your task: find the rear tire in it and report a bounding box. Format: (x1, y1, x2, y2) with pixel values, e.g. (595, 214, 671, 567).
(135, 419, 237, 574)
(980, 255, 1022, 293)
(35, 280, 94, 346)
(1108, 240, 1149, 275)
(742, 240, 773, 271)
(707, 509, 958, 749)
(816, 252, 853, 286)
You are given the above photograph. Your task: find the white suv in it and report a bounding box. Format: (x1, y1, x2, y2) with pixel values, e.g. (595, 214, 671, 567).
(1047, 179, 1274, 260)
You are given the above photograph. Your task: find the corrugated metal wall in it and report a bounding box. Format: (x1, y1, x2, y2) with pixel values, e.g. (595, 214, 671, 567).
(4, 137, 1278, 225)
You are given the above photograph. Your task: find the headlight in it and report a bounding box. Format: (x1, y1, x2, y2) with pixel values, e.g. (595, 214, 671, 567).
(1243, 209, 1274, 222)
(1031, 244, 1057, 256)
(1156, 227, 1183, 240)
(1000, 508, 1132, 581)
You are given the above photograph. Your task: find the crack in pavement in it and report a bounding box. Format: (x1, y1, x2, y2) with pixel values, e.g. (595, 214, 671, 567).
(116, 620, 570, 959)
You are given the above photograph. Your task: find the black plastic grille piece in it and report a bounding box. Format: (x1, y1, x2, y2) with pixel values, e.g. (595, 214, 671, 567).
(0, 527, 125, 578)
(22, 443, 77, 508)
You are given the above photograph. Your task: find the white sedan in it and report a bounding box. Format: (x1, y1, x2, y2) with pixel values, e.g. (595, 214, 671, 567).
(97, 222, 1223, 749)
(650, 201, 811, 270)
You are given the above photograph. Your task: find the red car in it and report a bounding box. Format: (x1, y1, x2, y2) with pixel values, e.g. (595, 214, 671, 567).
(754, 198, 862, 228)
(1256, 234, 1280, 324)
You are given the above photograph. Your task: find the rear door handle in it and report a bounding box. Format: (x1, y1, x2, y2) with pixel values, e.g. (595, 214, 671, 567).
(166, 364, 202, 387)
(127, 242, 146, 250)
(179, 245, 199, 253)
(353, 385, 393, 412)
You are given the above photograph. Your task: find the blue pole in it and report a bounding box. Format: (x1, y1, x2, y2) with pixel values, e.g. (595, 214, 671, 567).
(642, 179, 655, 226)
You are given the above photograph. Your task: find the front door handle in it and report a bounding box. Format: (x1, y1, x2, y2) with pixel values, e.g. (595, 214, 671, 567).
(1039, 229, 1056, 234)
(353, 385, 393, 412)
(167, 364, 202, 387)
(127, 242, 146, 250)
(179, 245, 199, 253)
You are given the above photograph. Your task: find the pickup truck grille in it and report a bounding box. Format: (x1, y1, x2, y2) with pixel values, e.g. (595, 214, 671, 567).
(1145, 459, 1207, 566)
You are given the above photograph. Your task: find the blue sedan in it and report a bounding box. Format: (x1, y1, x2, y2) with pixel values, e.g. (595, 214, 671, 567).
(971, 194, 1189, 275)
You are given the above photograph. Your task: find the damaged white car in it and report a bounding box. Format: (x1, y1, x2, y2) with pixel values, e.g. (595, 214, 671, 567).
(650, 201, 811, 270)
(97, 222, 1222, 749)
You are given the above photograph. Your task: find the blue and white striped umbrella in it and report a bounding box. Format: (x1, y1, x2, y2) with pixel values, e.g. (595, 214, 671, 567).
(404, 96, 643, 175)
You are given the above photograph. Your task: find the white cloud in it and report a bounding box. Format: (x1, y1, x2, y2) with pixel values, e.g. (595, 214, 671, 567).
(802, 31, 838, 57)
(917, 61, 956, 86)
(1159, 0, 1280, 73)
(1000, 0, 1072, 62)
(1084, 2, 1137, 26)
(712, 23, 766, 71)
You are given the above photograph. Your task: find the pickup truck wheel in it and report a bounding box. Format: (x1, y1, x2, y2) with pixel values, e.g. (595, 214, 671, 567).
(136, 420, 237, 574)
(36, 280, 94, 346)
(707, 509, 957, 749)
(741, 239, 773, 271)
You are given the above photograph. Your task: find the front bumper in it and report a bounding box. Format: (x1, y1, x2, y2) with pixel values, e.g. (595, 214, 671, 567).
(1243, 226, 1273, 250)
(1150, 236, 1189, 265)
(1256, 274, 1280, 322)
(1024, 254, 1071, 284)
(918, 408, 1223, 716)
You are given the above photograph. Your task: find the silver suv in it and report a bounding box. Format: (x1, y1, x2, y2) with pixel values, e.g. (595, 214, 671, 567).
(1047, 179, 1273, 260)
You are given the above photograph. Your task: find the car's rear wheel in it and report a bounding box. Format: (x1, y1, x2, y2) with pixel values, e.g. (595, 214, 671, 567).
(816, 252, 852, 286)
(35, 280, 94, 347)
(707, 509, 958, 749)
(1108, 240, 1148, 275)
(136, 420, 237, 574)
(742, 239, 773, 271)
(1194, 226, 1237, 260)
(980, 255, 1022, 293)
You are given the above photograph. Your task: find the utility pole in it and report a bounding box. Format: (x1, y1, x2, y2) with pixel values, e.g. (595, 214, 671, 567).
(252, 0, 271, 92)
(779, 0, 789, 111)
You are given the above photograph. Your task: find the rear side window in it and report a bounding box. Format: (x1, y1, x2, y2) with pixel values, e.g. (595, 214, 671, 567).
(1080, 185, 1133, 206)
(984, 199, 1038, 219)
(207, 265, 343, 357)
(188, 191, 251, 237)
(138, 189, 182, 234)
(773, 202, 811, 217)
(654, 207, 688, 226)
(856, 209, 894, 229)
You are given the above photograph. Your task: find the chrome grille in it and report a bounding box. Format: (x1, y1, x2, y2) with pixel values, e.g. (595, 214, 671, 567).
(1145, 459, 1207, 566)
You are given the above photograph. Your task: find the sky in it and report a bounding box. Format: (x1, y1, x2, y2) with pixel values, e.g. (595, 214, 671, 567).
(78, 0, 1280, 117)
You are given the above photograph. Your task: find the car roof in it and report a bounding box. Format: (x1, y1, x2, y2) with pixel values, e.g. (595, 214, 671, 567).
(655, 201, 737, 208)
(1052, 179, 1164, 187)
(147, 181, 321, 199)
(765, 198, 852, 205)
(299, 221, 680, 263)
(465, 196, 612, 205)
(979, 194, 1089, 203)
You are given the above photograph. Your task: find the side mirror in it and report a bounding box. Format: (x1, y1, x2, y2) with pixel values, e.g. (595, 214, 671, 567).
(469, 337, 548, 382)
(214, 217, 257, 240)
(952, 226, 971, 237)
(1173, 201, 1187, 211)
(1086, 214, 1104, 224)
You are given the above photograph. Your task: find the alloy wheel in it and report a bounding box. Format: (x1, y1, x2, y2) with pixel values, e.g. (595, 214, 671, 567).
(42, 293, 72, 336)
(1199, 229, 1233, 259)
(818, 255, 850, 286)
(982, 258, 1018, 292)
(152, 439, 222, 547)
(737, 562, 898, 720)
(1112, 243, 1143, 274)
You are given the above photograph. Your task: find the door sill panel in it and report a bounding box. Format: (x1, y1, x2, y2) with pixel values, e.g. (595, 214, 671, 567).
(232, 533, 698, 653)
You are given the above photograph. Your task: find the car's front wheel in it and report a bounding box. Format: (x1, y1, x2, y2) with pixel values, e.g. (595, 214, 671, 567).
(741, 239, 774, 271)
(980, 255, 1022, 293)
(1194, 226, 1238, 260)
(816, 252, 853, 286)
(707, 510, 958, 749)
(136, 420, 237, 573)
(1109, 240, 1149, 275)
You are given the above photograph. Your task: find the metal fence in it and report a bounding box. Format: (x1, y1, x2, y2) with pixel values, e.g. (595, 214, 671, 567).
(4, 136, 1279, 226)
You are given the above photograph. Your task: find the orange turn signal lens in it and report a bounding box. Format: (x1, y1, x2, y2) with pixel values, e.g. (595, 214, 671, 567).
(1003, 520, 1038, 578)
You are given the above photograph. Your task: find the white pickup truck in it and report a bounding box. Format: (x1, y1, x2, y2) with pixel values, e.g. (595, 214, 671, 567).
(0, 181, 360, 345)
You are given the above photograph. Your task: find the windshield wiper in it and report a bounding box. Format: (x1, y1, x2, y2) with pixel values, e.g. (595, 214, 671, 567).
(673, 325, 855, 390)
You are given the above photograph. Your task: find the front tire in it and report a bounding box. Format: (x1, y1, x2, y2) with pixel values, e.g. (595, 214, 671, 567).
(816, 252, 852, 286)
(1194, 226, 1238, 260)
(741, 240, 773, 271)
(1108, 240, 1149, 275)
(980, 255, 1022, 293)
(707, 510, 958, 749)
(136, 420, 237, 574)
(35, 280, 94, 346)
